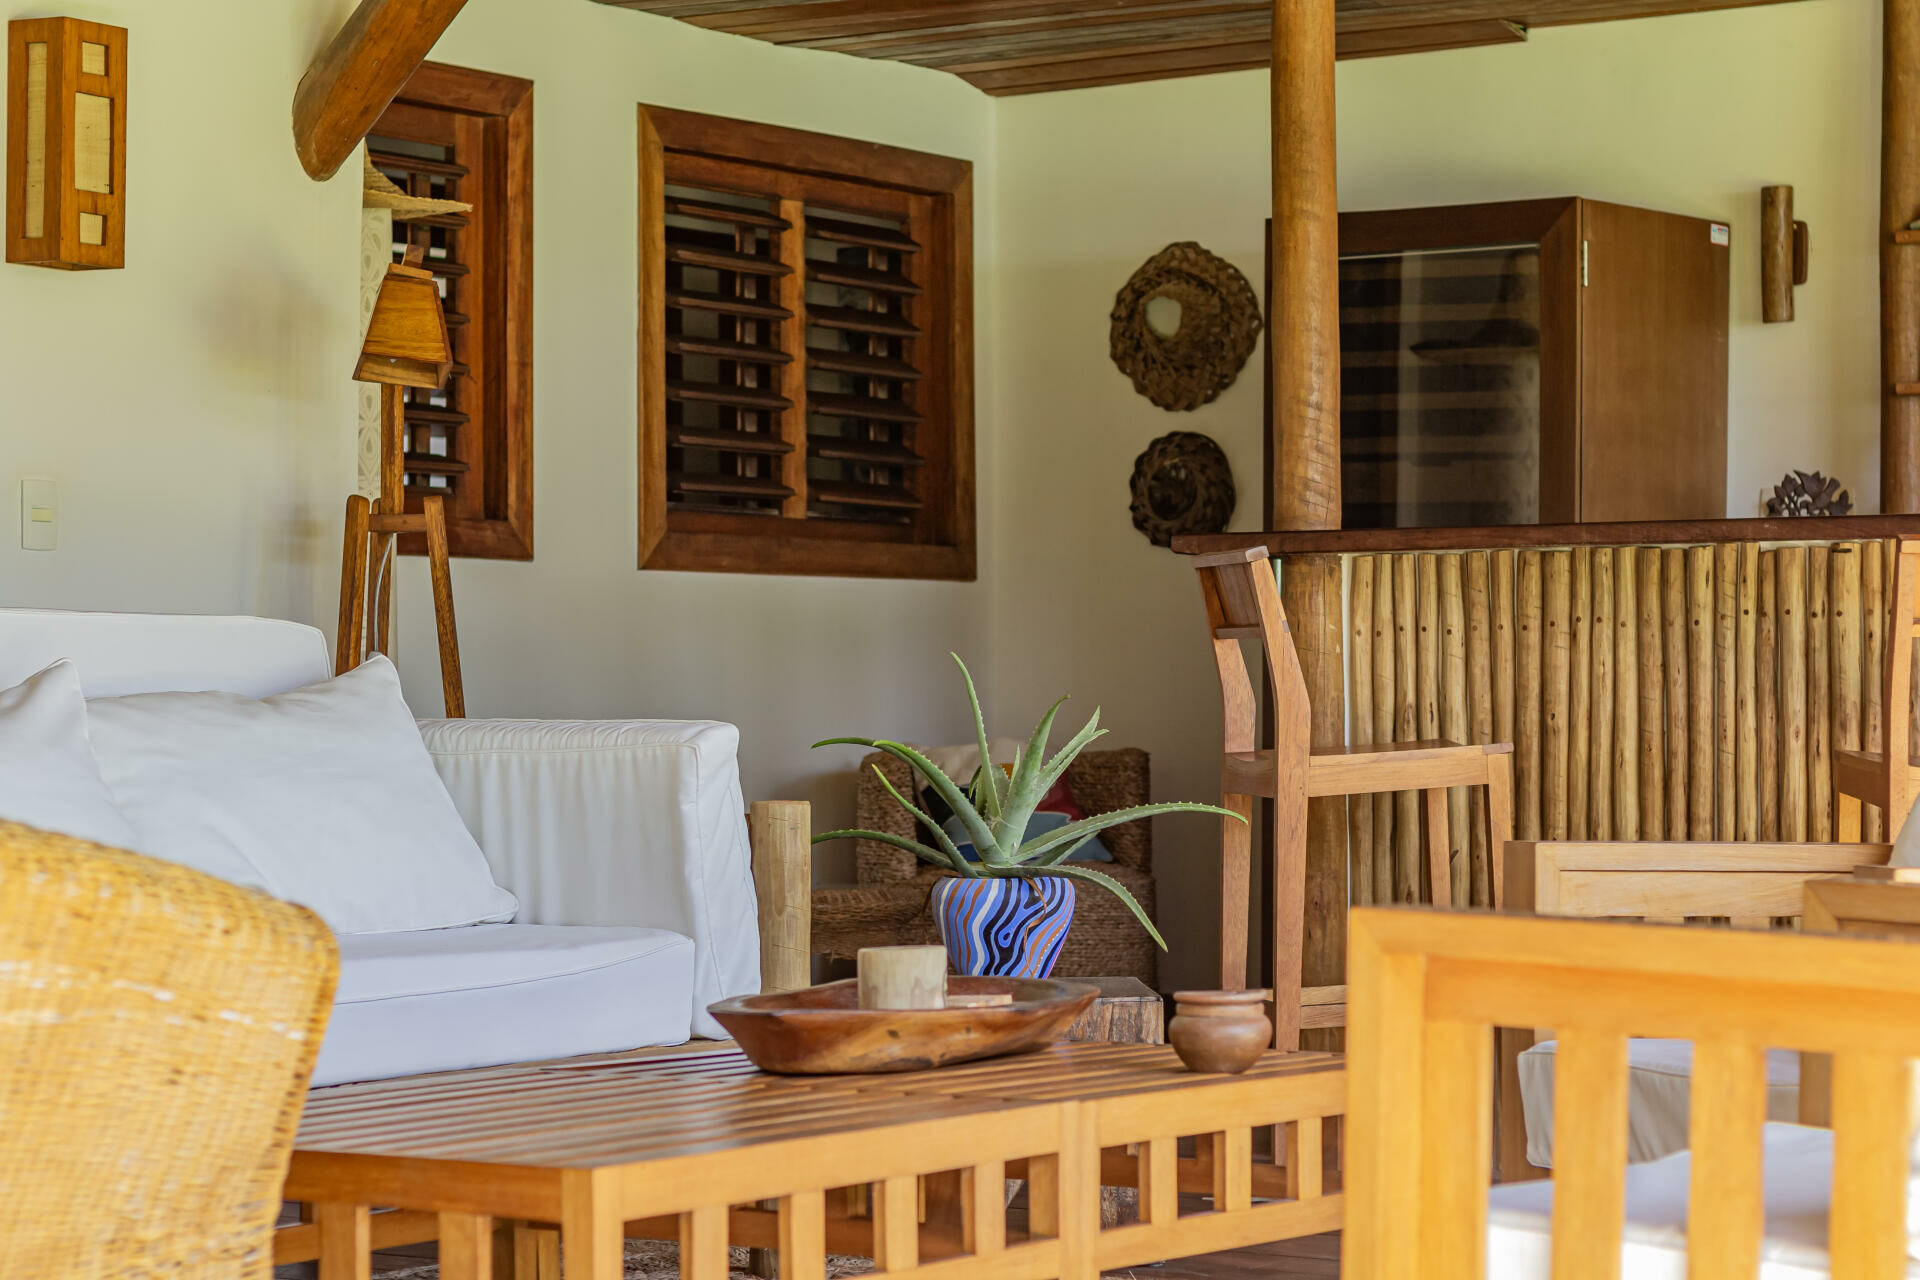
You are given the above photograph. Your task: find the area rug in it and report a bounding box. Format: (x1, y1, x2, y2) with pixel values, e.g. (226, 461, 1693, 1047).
(376, 1241, 875, 1279)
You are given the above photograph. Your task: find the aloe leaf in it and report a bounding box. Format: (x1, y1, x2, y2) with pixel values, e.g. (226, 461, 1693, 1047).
(993, 694, 1070, 854)
(952, 653, 1005, 820)
(1011, 707, 1108, 812)
(811, 827, 978, 876)
(1017, 802, 1248, 867)
(870, 764, 970, 873)
(1029, 864, 1166, 950)
(813, 736, 1001, 861)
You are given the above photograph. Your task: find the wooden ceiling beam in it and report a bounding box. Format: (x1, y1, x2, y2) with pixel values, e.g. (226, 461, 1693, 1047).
(594, 0, 1803, 94)
(293, 0, 471, 181)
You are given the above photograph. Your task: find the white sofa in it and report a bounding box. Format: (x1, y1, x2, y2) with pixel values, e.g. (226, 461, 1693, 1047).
(0, 608, 762, 1086)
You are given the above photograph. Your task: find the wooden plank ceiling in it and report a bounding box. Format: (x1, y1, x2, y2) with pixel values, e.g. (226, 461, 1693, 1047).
(595, 0, 1805, 95)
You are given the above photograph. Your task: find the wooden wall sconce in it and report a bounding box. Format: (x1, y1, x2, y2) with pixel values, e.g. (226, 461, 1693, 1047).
(1762, 184, 1809, 323)
(5, 18, 126, 270)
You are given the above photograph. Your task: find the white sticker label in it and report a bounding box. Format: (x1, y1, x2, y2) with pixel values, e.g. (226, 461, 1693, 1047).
(1711, 223, 1731, 246)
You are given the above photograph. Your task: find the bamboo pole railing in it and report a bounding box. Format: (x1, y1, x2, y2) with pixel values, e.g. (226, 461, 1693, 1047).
(1339, 538, 1903, 908)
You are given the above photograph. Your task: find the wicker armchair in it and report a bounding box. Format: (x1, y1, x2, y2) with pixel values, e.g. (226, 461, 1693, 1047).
(813, 747, 1159, 985)
(0, 821, 337, 1278)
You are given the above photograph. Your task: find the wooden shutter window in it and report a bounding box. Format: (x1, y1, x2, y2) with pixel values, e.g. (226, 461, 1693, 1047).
(804, 205, 925, 524)
(664, 184, 797, 516)
(371, 62, 533, 561)
(639, 107, 974, 582)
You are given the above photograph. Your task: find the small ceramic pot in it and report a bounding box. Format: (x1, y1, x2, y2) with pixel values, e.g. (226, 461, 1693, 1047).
(930, 875, 1076, 978)
(1168, 989, 1272, 1074)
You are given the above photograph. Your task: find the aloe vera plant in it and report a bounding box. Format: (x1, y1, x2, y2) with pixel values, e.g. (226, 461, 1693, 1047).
(812, 654, 1245, 950)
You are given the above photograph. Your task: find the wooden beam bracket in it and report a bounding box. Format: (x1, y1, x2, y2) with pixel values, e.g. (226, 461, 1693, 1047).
(292, 0, 471, 181)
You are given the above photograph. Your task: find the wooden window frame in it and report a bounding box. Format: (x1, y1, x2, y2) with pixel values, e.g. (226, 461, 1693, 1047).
(378, 62, 534, 561)
(637, 106, 976, 581)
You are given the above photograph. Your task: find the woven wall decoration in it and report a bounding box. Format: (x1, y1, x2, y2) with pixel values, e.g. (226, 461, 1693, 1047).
(1110, 242, 1262, 412)
(1130, 432, 1235, 547)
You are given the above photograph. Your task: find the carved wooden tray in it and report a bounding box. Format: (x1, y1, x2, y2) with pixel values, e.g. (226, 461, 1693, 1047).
(709, 977, 1098, 1075)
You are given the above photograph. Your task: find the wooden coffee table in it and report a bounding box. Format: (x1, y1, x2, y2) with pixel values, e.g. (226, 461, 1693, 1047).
(277, 1041, 1342, 1280)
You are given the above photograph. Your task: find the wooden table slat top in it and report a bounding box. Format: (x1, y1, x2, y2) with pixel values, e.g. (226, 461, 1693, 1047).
(296, 1042, 1341, 1169)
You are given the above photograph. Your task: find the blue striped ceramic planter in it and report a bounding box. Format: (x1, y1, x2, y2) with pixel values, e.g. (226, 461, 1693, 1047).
(930, 875, 1076, 978)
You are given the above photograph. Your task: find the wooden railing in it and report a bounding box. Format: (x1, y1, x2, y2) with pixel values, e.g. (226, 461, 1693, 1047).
(1177, 517, 1920, 923)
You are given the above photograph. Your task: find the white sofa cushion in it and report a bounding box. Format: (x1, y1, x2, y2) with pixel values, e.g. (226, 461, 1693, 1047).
(87, 656, 518, 934)
(312, 923, 696, 1086)
(421, 718, 758, 1039)
(1487, 1123, 1920, 1279)
(0, 660, 140, 849)
(1518, 1037, 1802, 1168)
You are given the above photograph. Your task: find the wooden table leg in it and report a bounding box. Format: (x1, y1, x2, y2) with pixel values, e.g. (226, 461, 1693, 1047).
(316, 1203, 371, 1280)
(561, 1172, 625, 1280)
(440, 1212, 495, 1280)
(514, 1223, 561, 1280)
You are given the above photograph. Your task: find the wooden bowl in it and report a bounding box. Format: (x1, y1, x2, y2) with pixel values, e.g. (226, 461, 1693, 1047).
(709, 977, 1098, 1074)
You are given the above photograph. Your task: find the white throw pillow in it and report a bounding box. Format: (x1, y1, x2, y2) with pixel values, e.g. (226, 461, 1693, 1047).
(0, 659, 141, 850)
(87, 655, 518, 934)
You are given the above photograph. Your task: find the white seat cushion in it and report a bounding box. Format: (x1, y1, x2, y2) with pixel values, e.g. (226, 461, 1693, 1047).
(1518, 1037, 1802, 1167)
(1488, 1123, 1920, 1279)
(311, 923, 696, 1086)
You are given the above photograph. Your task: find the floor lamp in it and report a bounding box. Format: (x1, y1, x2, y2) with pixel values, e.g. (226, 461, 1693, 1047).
(337, 245, 465, 716)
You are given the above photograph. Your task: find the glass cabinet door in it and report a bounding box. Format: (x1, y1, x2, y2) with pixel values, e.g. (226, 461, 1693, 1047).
(1338, 244, 1541, 528)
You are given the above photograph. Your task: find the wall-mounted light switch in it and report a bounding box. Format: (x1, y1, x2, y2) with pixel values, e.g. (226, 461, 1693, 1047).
(20, 477, 56, 551)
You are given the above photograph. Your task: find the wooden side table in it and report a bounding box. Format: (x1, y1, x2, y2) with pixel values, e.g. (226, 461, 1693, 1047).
(1064, 976, 1164, 1045)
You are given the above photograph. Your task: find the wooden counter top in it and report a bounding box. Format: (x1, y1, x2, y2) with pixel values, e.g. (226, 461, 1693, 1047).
(1173, 514, 1920, 557)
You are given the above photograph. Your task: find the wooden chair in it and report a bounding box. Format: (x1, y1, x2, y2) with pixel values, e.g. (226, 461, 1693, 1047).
(1346, 906, 1920, 1280)
(1837, 536, 1919, 840)
(1498, 838, 1894, 1182)
(1795, 875, 1920, 1130)
(1194, 546, 1514, 1049)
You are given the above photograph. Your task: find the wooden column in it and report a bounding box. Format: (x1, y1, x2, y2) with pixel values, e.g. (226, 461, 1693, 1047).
(1269, 0, 1341, 533)
(1886, 0, 1920, 511)
(1270, 0, 1345, 1046)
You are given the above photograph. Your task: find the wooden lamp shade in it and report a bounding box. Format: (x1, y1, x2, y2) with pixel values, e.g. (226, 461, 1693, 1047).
(6, 18, 127, 270)
(355, 259, 451, 388)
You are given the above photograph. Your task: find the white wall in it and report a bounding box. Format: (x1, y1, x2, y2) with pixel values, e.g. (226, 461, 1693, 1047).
(989, 0, 1883, 987)
(0, 0, 1000, 857)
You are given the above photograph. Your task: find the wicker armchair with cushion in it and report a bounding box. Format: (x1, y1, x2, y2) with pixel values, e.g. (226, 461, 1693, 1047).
(812, 747, 1159, 985)
(0, 820, 337, 1277)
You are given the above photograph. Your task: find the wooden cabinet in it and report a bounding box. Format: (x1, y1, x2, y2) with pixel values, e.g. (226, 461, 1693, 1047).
(1329, 197, 1729, 528)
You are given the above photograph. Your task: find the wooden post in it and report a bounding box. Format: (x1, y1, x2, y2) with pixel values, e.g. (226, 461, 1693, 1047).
(1569, 549, 1593, 840)
(751, 801, 813, 994)
(1591, 549, 1616, 841)
(1886, 0, 1920, 511)
(1349, 557, 1376, 909)
(1269, 0, 1340, 531)
(1270, 0, 1343, 1045)
(1614, 550, 1640, 840)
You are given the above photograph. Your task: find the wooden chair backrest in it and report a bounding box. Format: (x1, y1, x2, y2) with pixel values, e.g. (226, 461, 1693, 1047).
(1347, 906, 1920, 1280)
(1191, 545, 1308, 758)
(1506, 839, 1893, 929)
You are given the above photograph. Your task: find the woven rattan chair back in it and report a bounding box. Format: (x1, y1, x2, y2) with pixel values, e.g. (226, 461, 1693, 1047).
(0, 821, 337, 1279)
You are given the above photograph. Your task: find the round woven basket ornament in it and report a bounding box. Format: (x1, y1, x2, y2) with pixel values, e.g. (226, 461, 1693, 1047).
(1110, 242, 1263, 412)
(1129, 431, 1235, 548)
